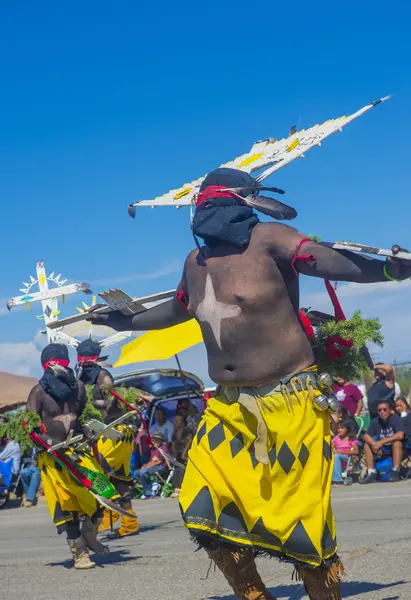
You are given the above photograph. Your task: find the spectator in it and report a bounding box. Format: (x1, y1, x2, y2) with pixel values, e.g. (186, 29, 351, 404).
(187, 403, 202, 433)
(20, 448, 40, 507)
(176, 399, 202, 433)
(333, 377, 363, 417)
(149, 407, 174, 444)
(395, 397, 411, 418)
(132, 425, 151, 470)
(176, 399, 190, 418)
(332, 420, 359, 485)
(396, 398, 411, 452)
(361, 400, 404, 483)
(0, 437, 21, 475)
(330, 405, 359, 437)
(171, 414, 193, 495)
(367, 364, 396, 419)
(172, 415, 193, 464)
(133, 432, 169, 499)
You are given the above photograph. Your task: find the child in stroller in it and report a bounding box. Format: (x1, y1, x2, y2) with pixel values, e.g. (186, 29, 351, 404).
(332, 419, 363, 486)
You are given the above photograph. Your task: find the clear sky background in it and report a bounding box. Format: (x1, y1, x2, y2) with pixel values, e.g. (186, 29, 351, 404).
(1, 0, 411, 381)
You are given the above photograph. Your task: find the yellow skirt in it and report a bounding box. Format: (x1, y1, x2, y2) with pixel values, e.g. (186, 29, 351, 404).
(38, 449, 102, 527)
(179, 384, 337, 568)
(97, 424, 134, 481)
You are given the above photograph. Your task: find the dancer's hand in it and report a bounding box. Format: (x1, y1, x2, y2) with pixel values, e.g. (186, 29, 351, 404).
(86, 305, 128, 330)
(385, 245, 411, 280)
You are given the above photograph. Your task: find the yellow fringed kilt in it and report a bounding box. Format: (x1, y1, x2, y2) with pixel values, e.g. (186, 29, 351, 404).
(179, 380, 337, 568)
(38, 449, 102, 528)
(97, 424, 134, 481)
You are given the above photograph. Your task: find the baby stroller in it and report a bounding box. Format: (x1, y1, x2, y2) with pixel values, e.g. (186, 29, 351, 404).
(133, 449, 186, 499)
(340, 416, 367, 486)
(0, 459, 23, 508)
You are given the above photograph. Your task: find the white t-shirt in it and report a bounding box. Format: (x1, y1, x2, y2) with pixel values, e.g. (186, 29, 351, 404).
(149, 420, 175, 443)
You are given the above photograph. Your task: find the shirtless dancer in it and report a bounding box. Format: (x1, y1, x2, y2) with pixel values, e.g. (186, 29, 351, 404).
(27, 343, 110, 569)
(76, 339, 139, 537)
(88, 168, 411, 599)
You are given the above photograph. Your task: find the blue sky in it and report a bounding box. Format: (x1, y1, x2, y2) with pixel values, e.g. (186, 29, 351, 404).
(1, 0, 411, 381)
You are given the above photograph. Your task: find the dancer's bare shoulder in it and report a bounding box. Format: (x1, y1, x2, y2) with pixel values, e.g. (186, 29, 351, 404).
(27, 383, 47, 410)
(252, 222, 304, 265)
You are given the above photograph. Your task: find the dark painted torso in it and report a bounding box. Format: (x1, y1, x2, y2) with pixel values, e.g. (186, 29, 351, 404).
(28, 383, 86, 442)
(184, 223, 314, 386)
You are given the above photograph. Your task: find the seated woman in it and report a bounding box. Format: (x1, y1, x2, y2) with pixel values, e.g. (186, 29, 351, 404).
(395, 397, 411, 418)
(332, 420, 359, 485)
(396, 397, 411, 453)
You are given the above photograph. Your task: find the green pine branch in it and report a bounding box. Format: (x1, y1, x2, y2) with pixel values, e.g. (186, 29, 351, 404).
(0, 409, 41, 454)
(313, 311, 383, 380)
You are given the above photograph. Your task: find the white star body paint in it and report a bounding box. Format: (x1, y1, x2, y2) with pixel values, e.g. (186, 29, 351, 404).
(196, 274, 241, 350)
(54, 413, 77, 434)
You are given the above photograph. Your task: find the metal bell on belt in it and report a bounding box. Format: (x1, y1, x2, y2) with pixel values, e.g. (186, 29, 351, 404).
(313, 393, 339, 413)
(318, 372, 334, 389)
(313, 395, 330, 411)
(327, 393, 339, 413)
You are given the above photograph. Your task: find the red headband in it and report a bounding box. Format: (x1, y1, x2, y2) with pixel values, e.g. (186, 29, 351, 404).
(42, 358, 69, 371)
(77, 355, 100, 364)
(196, 185, 241, 208)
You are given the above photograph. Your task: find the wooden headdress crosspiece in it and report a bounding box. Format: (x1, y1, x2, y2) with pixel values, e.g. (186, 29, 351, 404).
(127, 96, 391, 215)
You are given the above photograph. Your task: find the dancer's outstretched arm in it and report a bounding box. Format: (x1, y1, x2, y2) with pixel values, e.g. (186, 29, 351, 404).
(86, 292, 192, 332)
(264, 223, 411, 283)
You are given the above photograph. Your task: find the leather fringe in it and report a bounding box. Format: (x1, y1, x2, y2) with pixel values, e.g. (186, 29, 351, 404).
(326, 559, 345, 584)
(189, 531, 342, 573)
(292, 557, 345, 584)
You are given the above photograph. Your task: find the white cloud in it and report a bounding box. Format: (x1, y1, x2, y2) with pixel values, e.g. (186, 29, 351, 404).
(304, 278, 411, 306)
(91, 261, 182, 286)
(332, 278, 411, 298)
(0, 340, 41, 377)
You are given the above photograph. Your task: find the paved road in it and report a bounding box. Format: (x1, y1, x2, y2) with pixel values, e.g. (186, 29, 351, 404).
(1, 482, 411, 600)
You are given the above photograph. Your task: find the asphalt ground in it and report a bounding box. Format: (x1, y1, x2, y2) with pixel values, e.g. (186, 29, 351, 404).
(1, 481, 411, 600)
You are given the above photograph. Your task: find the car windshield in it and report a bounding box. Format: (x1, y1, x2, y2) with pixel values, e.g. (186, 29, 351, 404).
(149, 397, 204, 430)
(117, 372, 201, 398)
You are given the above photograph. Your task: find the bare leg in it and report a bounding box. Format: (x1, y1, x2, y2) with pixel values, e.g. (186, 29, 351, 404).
(392, 441, 403, 469)
(363, 443, 375, 470)
(206, 547, 276, 600)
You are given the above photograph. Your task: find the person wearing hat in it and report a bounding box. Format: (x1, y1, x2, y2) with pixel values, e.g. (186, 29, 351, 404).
(133, 431, 169, 499)
(76, 338, 139, 538)
(27, 343, 110, 570)
(88, 167, 411, 599)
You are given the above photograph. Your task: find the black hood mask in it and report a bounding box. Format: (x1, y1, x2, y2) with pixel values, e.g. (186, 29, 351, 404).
(39, 343, 78, 405)
(192, 168, 296, 248)
(76, 339, 105, 386)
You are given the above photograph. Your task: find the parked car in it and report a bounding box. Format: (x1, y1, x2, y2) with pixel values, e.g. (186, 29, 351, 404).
(113, 368, 208, 428)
